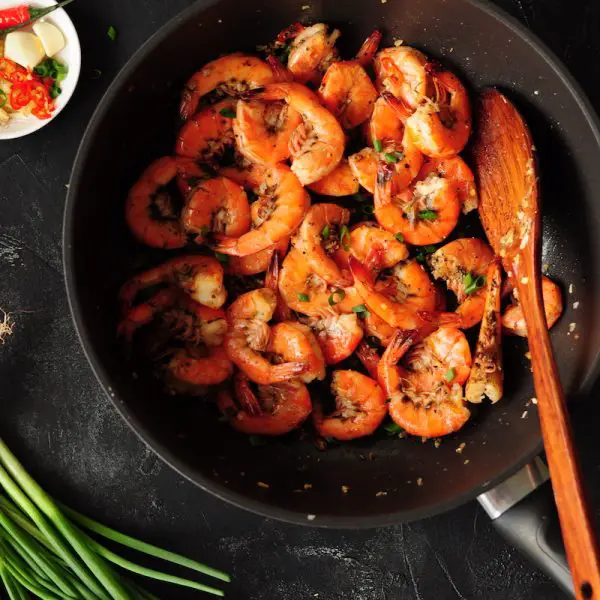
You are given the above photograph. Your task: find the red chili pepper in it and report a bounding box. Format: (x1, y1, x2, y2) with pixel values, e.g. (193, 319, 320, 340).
(10, 81, 32, 110)
(0, 0, 75, 33)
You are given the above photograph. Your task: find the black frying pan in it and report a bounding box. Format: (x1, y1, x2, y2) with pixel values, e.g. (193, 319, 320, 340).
(63, 0, 600, 595)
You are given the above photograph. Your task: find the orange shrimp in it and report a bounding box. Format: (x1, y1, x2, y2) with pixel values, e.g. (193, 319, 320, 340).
(313, 370, 387, 441)
(503, 276, 563, 336)
(246, 83, 345, 185)
(180, 53, 275, 120)
(334, 221, 409, 273)
(429, 238, 495, 329)
(225, 288, 307, 385)
(226, 237, 289, 276)
(406, 70, 472, 158)
(365, 95, 405, 148)
(218, 372, 312, 436)
(362, 311, 398, 347)
(233, 99, 302, 165)
(418, 156, 478, 214)
(292, 203, 353, 288)
(374, 46, 432, 109)
(175, 98, 237, 163)
(280, 23, 340, 85)
(380, 328, 472, 438)
(317, 31, 381, 129)
(307, 160, 359, 197)
(355, 340, 381, 379)
(119, 255, 227, 315)
(374, 160, 460, 246)
(349, 255, 453, 332)
(165, 345, 233, 387)
(349, 131, 424, 195)
(181, 176, 251, 243)
(303, 313, 364, 365)
(213, 164, 310, 256)
(125, 156, 199, 249)
(269, 321, 326, 382)
(264, 250, 294, 323)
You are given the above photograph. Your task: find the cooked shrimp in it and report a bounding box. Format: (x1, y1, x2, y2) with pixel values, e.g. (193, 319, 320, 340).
(234, 99, 302, 165)
(350, 256, 450, 331)
(348, 131, 423, 194)
(429, 238, 495, 328)
(303, 313, 363, 365)
(175, 98, 237, 163)
(374, 46, 431, 109)
(313, 370, 387, 441)
(119, 255, 227, 314)
(247, 83, 345, 185)
(317, 31, 381, 129)
(334, 221, 409, 272)
(405, 70, 472, 158)
(213, 163, 310, 256)
(180, 53, 275, 120)
(292, 203, 353, 288)
(365, 95, 405, 148)
(218, 372, 312, 436)
(355, 340, 381, 379)
(165, 345, 233, 387)
(227, 237, 289, 276)
(374, 161, 460, 246)
(225, 288, 307, 385)
(281, 23, 340, 85)
(502, 276, 563, 337)
(380, 328, 472, 438)
(418, 156, 478, 214)
(465, 261, 503, 403)
(363, 311, 398, 347)
(181, 176, 251, 243)
(264, 250, 294, 322)
(307, 160, 359, 197)
(269, 321, 326, 382)
(126, 156, 197, 249)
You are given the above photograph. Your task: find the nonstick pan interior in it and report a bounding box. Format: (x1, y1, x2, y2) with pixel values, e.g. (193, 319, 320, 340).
(64, 0, 600, 527)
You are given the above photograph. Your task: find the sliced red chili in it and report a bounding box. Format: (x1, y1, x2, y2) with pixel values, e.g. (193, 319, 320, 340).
(0, 5, 30, 30)
(10, 82, 32, 109)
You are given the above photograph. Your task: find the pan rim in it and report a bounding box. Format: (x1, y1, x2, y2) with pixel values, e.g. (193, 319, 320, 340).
(63, 0, 600, 528)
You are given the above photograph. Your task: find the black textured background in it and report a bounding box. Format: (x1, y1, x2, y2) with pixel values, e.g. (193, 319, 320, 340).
(2, 0, 600, 598)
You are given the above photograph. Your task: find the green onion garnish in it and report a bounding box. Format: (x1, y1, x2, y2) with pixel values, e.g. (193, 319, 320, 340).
(444, 368, 456, 382)
(383, 152, 401, 164)
(214, 252, 229, 264)
(328, 289, 346, 306)
(464, 273, 486, 295)
(321, 224, 330, 240)
(107, 25, 117, 41)
(383, 422, 403, 435)
(352, 304, 370, 318)
(298, 292, 309, 302)
(417, 210, 438, 221)
(0, 90, 6, 109)
(373, 139, 383, 152)
(219, 107, 236, 118)
(340, 225, 350, 250)
(394, 233, 404, 242)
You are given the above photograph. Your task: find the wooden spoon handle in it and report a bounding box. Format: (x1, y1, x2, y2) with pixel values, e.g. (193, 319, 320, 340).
(514, 252, 600, 599)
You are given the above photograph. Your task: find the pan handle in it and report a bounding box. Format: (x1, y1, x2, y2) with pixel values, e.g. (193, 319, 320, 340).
(478, 458, 574, 597)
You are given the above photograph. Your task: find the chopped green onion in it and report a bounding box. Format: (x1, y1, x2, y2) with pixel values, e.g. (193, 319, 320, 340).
(0, 90, 6, 109)
(214, 252, 229, 264)
(352, 304, 370, 318)
(394, 233, 404, 243)
(373, 139, 383, 152)
(219, 107, 236, 118)
(383, 152, 401, 164)
(423, 245, 437, 253)
(321, 224, 330, 240)
(464, 273, 486, 295)
(249, 435, 266, 447)
(328, 289, 346, 306)
(444, 368, 456, 382)
(297, 292, 309, 302)
(340, 224, 350, 250)
(417, 210, 438, 221)
(107, 25, 117, 41)
(383, 422, 403, 435)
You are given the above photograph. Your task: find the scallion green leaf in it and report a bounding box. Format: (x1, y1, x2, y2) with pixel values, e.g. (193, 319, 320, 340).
(219, 107, 236, 118)
(373, 139, 383, 152)
(297, 292, 309, 302)
(339, 225, 350, 250)
(417, 209, 438, 221)
(107, 25, 117, 41)
(464, 273, 486, 295)
(328, 289, 346, 306)
(383, 422, 403, 435)
(383, 152, 400, 164)
(214, 252, 229, 264)
(444, 368, 456, 382)
(394, 233, 404, 242)
(321, 224, 330, 240)
(352, 304, 370, 318)
(0, 90, 7, 109)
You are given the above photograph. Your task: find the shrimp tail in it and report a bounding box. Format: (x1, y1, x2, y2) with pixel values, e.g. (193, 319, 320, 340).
(355, 341, 381, 379)
(417, 310, 464, 328)
(240, 86, 266, 101)
(211, 234, 242, 256)
(234, 373, 263, 416)
(276, 22, 304, 44)
(266, 55, 294, 82)
(348, 255, 375, 288)
(272, 362, 310, 382)
(356, 30, 382, 67)
(265, 251, 294, 322)
(382, 329, 419, 366)
(381, 91, 412, 122)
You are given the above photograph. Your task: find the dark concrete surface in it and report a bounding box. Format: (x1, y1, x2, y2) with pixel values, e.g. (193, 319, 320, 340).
(2, 0, 600, 598)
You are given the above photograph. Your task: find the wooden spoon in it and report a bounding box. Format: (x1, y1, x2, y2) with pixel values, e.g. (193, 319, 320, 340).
(472, 88, 600, 600)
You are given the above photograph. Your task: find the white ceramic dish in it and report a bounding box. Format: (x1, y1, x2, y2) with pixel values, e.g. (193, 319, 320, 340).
(0, 0, 80, 140)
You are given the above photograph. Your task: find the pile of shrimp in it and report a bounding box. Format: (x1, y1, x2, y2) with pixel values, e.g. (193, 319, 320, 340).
(118, 23, 564, 442)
